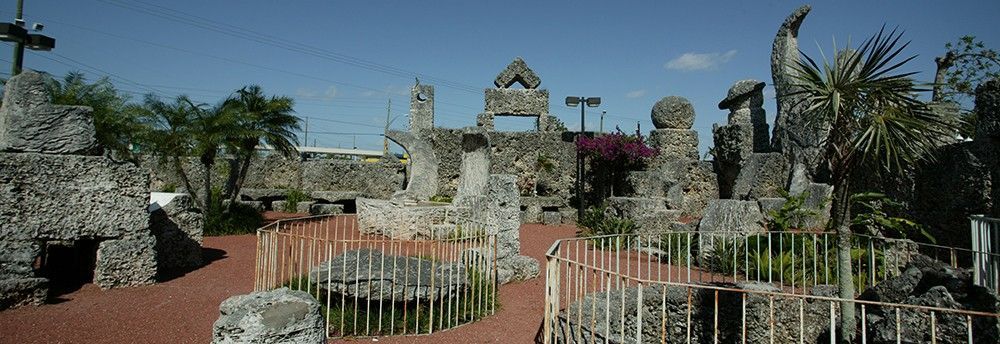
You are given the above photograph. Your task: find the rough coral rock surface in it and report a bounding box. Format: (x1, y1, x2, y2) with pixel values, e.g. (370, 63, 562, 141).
(212, 288, 326, 344)
(651, 96, 695, 130)
(0, 70, 100, 155)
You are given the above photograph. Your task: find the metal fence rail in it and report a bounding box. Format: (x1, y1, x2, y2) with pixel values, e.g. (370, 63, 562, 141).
(971, 215, 1000, 292)
(254, 214, 498, 339)
(543, 233, 1000, 344)
(564, 231, 999, 295)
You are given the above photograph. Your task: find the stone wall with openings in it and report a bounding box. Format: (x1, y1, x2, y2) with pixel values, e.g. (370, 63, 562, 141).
(0, 71, 156, 309)
(144, 155, 406, 204)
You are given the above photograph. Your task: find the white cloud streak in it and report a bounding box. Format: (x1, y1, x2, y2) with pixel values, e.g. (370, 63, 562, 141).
(296, 85, 339, 101)
(625, 89, 647, 98)
(665, 50, 738, 71)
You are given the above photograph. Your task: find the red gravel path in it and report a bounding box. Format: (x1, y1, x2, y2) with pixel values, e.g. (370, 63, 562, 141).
(0, 224, 578, 344)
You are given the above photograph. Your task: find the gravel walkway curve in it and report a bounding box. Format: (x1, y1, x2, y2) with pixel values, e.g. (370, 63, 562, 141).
(0, 224, 578, 344)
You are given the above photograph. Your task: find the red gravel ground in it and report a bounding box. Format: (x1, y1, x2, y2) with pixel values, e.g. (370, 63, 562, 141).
(0, 223, 578, 344)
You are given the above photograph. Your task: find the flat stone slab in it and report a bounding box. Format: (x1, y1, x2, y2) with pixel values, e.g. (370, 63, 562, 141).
(607, 197, 669, 219)
(698, 199, 765, 235)
(308, 190, 361, 203)
(309, 203, 344, 215)
(483, 88, 549, 117)
(309, 249, 467, 302)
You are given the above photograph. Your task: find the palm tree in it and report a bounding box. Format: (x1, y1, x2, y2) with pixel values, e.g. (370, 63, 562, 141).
(222, 85, 300, 206)
(188, 100, 239, 210)
(46, 71, 142, 160)
(139, 94, 204, 209)
(789, 27, 956, 342)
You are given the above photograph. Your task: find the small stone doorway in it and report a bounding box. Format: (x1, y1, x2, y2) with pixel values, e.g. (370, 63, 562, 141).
(37, 239, 99, 296)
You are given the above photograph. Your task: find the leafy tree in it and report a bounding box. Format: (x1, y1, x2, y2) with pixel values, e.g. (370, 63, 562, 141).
(788, 27, 956, 342)
(221, 85, 300, 207)
(933, 36, 1000, 137)
(45, 72, 144, 160)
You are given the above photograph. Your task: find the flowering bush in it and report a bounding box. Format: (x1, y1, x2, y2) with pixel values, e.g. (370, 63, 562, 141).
(576, 128, 657, 198)
(577, 128, 657, 168)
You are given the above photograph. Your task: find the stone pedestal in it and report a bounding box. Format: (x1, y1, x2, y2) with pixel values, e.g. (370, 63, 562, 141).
(648, 129, 699, 161)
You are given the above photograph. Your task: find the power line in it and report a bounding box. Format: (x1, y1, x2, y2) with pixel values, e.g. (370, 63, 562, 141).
(25, 50, 169, 97)
(38, 15, 395, 96)
(8, 13, 487, 118)
(308, 131, 383, 136)
(302, 116, 384, 129)
(38, 17, 478, 117)
(96, 0, 481, 94)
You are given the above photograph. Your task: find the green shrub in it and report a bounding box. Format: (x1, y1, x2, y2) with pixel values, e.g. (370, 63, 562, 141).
(578, 204, 638, 248)
(767, 190, 818, 231)
(159, 183, 177, 193)
(578, 204, 609, 233)
(283, 188, 309, 213)
(850, 192, 934, 243)
(204, 187, 263, 236)
(429, 194, 453, 203)
(659, 232, 694, 266)
(705, 239, 742, 274)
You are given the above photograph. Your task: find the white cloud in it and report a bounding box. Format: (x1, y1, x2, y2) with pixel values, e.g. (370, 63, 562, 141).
(665, 50, 738, 71)
(322, 86, 338, 99)
(625, 89, 647, 98)
(361, 85, 409, 98)
(296, 85, 338, 101)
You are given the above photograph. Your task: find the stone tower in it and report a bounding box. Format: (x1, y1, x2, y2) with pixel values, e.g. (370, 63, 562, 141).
(409, 82, 434, 135)
(477, 57, 555, 131)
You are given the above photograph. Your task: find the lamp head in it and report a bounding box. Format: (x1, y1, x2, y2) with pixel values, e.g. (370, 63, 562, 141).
(565, 96, 580, 107)
(0, 23, 27, 43)
(25, 34, 54, 51)
(586, 97, 601, 107)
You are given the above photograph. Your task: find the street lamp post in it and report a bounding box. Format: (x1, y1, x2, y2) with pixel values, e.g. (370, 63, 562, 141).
(1, 0, 56, 76)
(565, 96, 601, 220)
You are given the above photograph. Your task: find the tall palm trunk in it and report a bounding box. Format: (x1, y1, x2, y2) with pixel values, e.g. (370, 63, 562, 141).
(223, 158, 239, 202)
(172, 156, 203, 210)
(227, 151, 254, 208)
(830, 172, 856, 343)
(202, 161, 214, 211)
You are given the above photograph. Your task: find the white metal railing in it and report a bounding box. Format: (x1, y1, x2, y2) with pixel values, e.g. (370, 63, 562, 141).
(971, 215, 1000, 292)
(254, 214, 498, 339)
(548, 231, 997, 295)
(542, 233, 1000, 343)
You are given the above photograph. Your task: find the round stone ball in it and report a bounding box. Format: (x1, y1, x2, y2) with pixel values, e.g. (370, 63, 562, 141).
(651, 96, 695, 129)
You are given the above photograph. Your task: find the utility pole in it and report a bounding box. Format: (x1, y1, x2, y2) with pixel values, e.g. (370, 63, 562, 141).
(383, 98, 391, 156)
(600, 110, 605, 135)
(577, 103, 586, 221)
(302, 117, 309, 147)
(10, 0, 24, 76)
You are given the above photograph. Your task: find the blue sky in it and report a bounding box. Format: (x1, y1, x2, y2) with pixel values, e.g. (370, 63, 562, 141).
(2, 0, 997, 154)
